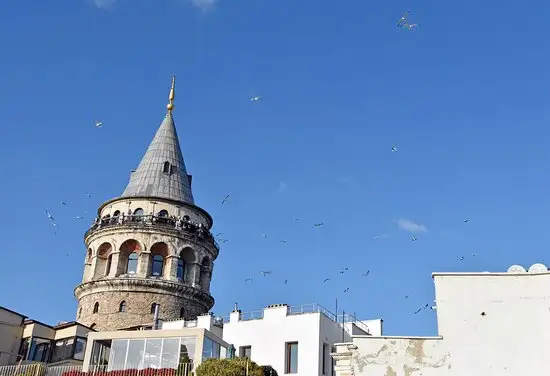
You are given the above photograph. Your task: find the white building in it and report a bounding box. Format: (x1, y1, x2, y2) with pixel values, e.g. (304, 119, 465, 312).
(332, 263, 550, 376)
(81, 303, 382, 376)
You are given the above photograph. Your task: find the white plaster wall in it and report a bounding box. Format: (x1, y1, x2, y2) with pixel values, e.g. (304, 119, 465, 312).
(338, 337, 449, 376)
(433, 272, 550, 375)
(0, 309, 24, 365)
(334, 271, 550, 376)
(222, 306, 322, 376)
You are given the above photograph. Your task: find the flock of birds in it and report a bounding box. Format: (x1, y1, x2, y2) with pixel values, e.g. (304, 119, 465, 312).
(41, 9, 455, 318)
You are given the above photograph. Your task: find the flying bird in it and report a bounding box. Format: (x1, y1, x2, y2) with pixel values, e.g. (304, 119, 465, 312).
(362, 271, 370, 277)
(250, 96, 262, 102)
(280, 240, 287, 244)
(391, 146, 398, 152)
(284, 280, 288, 284)
(313, 223, 324, 227)
(244, 278, 253, 283)
(45, 210, 55, 222)
(95, 120, 103, 128)
(262, 233, 267, 239)
(411, 237, 418, 242)
(323, 278, 331, 283)
(397, 11, 410, 27)
(260, 271, 272, 277)
(404, 23, 419, 30)
(464, 219, 469, 223)
(293, 217, 299, 223)
(221, 194, 230, 205)
(344, 288, 350, 293)
(75, 216, 84, 220)
(86, 193, 92, 198)
(61, 201, 68, 207)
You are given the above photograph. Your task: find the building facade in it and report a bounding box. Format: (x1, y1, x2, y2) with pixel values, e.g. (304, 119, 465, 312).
(74, 76, 219, 331)
(331, 263, 550, 376)
(80, 303, 380, 376)
(0, 306, 94, 367)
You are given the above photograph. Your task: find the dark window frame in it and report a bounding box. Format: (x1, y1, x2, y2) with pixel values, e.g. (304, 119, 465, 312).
(93, 302, 99, 314)
(151, 254, 164, 276)
(285, 341, 298, 374)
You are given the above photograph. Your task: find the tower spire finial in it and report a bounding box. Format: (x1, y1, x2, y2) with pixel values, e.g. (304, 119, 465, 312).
(167, 74, 176, 113)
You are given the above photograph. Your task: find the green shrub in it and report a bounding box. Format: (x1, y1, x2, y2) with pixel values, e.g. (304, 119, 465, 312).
(196, 358, 276, 376)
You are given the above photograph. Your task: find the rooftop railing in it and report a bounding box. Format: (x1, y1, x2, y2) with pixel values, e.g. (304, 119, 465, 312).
(85, 214, 219, 251)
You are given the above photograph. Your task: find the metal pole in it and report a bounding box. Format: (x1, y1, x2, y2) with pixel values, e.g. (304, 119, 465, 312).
(342, 310, 345, 342)
(335, 298, 338, 323)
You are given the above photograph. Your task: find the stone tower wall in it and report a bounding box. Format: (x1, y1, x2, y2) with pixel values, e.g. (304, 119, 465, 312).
(75, 197, 218, 331)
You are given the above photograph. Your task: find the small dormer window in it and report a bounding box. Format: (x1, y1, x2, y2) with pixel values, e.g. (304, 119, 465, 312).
(163, 161, 171, 174)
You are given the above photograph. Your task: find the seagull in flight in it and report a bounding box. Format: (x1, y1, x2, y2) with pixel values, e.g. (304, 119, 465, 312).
(280, 240, 287, 243)
(75, 216, 84, 220)
(344, 288, 350, 293)
(362, 270, 370, 277)
(397, 11, 410, 27)
(391, 146, 398, 152)
(86, 193, 92, 198)
(323, 278, 331, 283)
(404, 23, 419, 30)
(95, 120, 103, 128)
(464, 219, 469, 223)
(221, 194, 230, 205)
(260, 271, 272, 277)
(411, 237, 418, 242)
(313, 223, 324, 227)
(244, 278, 253, 283)
(45, 210, 55, 222)
(61, 201, 68, 207)
(250, 96, 262, 102)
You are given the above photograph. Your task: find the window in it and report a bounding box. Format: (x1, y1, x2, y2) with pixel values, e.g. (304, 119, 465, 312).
(93, 302, 99, 314)
(322, 343, 328, 375)
(29, 338, 50, 362)
(19, 338, 30, 360)
(152, 254, 164, 276)
(90, 323, 96, 330)
(163, 162, 171, 174)
(285, 342, 298, 374)
(179, 307, 185, 318)
(202, 337, 220, 360)
(177, 257, 185, 280)
(151, 303, 159, 314)
(74, 338, 87, 360)
(106, 254, 113, 276)
(133, 208, 144, 219)
(158, 210, 168, 217)
(119, 301, 127, 312)
(127, 252, 138, 274)
(51, 338, 75, 363)
(78, 307, 82, 318)
(113, 210, 120, 217)
(239, 346, 251, 359)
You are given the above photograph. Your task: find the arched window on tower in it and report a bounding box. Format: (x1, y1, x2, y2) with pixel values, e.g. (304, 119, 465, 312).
(179, 307, 185, 318)
(119, 301, 127, 312)
(152, 255, 164, 277)
(90, 323, 96, 330)
(151, 303, 159, 314)
(106, 254, 113, 276)
(177, 257, 185, 281)
(93, 302, 99, 314)
(163, 161, 171, 174)
(133, 208, 144, 222)
(127, 252, 138, 274)
(78, 308, 82, 318)
(200, 257, 211, 290)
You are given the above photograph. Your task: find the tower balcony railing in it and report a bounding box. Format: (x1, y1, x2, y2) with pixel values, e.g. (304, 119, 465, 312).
(85, 214, 219, 251)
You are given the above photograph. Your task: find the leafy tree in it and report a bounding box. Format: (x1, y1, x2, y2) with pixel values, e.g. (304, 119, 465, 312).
(196, 357, 276, 376)
(260, 365, 278, 376)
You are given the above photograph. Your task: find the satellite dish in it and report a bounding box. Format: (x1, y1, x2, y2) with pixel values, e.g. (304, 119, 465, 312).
(528, 263, 548, 273)
(507, 265, 526, 273)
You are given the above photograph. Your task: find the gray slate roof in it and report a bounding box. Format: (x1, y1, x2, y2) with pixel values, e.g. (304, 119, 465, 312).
(121, 112, 195, 204)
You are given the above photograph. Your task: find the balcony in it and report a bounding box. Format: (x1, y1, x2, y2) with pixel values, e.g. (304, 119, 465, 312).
(85, 215, 219, 251)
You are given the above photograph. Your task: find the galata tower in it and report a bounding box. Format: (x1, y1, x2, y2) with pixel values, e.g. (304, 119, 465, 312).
(74, 76, 218, 331)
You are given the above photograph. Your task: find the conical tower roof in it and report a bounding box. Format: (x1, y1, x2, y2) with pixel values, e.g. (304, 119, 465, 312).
(121, 76, 195, 204)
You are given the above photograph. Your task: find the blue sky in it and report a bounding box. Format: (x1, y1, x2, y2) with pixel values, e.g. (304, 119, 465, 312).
(2, 0, 550, 336)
